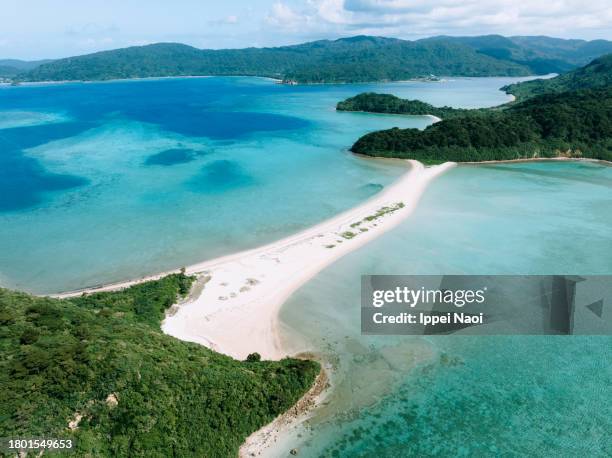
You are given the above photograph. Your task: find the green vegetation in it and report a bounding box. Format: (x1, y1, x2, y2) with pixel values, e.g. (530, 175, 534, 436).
(363, 203, 405, 222)
(423, 35, 612, 74)
(346, 56, 612, 163)
(350, 86, 612, 163)
(0, 274, 319, 457)
(339, 202, 407, 239)
(14, 35, 612, 84)
(0, 59, 52, 78)
(336, 93, 485, 118)
(18, 37, 530, 84)
(503, 54, 612, 100)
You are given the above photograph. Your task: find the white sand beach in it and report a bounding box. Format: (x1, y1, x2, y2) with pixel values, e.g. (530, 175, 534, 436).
(55, 159, 454, 359)
(160, 159, 454, 359)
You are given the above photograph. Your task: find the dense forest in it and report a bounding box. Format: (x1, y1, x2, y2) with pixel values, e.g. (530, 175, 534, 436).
(0, 274, 319, 457)
(10, 35, 612, 82)
(15, 35, 612, 84)
(336, 93, 487, 119)
(350, 87, 612, 163)
(18, 37, 528, 83)
(0, 59, 52, 78)
(422, 35, 612, 74)
(503, 53, 612, 100)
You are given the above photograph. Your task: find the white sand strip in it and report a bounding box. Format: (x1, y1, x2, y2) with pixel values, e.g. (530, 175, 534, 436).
(54, 160, 454, 359)
(160, 160, 455, 360)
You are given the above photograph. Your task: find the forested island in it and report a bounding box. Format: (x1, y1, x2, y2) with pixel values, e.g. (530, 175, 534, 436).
(346, 55, 612, 163)
(337, 93, 486, 119)
(0, 274, 319, 457)
(11, 35, 612, 84)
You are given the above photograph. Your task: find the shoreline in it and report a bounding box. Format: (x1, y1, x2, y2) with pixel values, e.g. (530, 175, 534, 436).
(336, 109, 442, 123)
(47, 157, 608, 301)
(4, 73, 536, 89)
(48, 159, 453, 456)
(459, 156, 612, 166)
(239, 363, 330, 458)
(153, 160, 454, 360)
(53, 160, 455, 360)
(1, 74, 281, 88)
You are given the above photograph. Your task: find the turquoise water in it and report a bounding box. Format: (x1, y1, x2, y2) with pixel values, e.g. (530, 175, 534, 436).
(0, 76, 520, 293)
(5, 75, 606, 457)
(279, 162, 612, 457)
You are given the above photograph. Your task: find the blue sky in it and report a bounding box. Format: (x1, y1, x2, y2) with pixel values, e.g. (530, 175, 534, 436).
(3, 0, 612, 59)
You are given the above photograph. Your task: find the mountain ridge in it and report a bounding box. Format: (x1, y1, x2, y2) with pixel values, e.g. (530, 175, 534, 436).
(12, 35, 612, 84)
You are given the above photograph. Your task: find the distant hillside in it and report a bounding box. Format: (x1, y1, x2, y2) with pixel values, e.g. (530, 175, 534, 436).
(0, 59, 53, 78)
(16, 35, 612, 84)
(422, 35, 612, 74)
(19, 36, 532, 83)
(277, 36, 530, 83)
(503, 54, 612, 100)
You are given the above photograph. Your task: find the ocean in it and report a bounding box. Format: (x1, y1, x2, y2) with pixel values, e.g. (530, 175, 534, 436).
(278, 162, 612, 457)
(3, 75, 609, 457)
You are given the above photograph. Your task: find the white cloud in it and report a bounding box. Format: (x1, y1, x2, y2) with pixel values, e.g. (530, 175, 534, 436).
(266, 2, 308, 29)
(344, 0, 463, 14)
(264, 0, 612, 39)
(208, 15, 240, 26)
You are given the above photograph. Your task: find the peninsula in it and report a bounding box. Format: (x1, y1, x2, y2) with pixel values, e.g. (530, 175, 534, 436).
(55, 160, 454, 359)
(342, 55, 612, 163)
(0, 274, 319, 457)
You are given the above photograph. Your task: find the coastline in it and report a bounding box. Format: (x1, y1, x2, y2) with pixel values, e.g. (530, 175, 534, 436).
(48, 158, 607, 302)
(1, 74, 281, 88)
(48, 159, 453, 456)
(458, 156, 612, 166)
(239, 363, 330, 458)
(160, 159, 454, 360)
(336, 109, 442, 123)
(53, 159, 455, 360)
(4, 73, 537, 89)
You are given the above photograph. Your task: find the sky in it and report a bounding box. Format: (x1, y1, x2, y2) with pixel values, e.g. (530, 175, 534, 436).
(2, 0, 612, 59)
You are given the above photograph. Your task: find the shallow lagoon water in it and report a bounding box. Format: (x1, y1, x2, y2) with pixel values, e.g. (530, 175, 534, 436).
(279, 162, 612, 456)
(4, 75, 607, 457)
(0, 76, 519, 293)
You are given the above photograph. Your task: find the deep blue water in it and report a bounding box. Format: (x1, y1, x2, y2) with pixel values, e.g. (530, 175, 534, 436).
(7, 75, 524, 293)
(144, 148, 201, 166)
(0, 122, 94, 211)
(0, 78, 310, 212)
